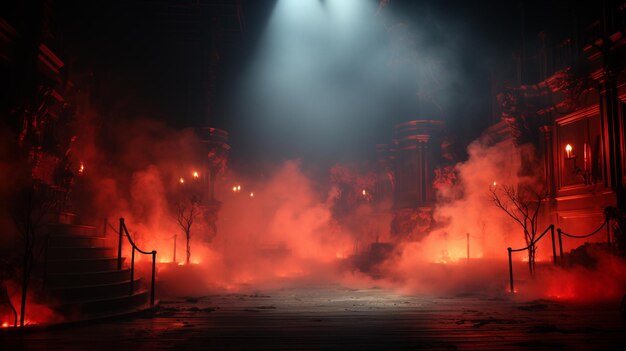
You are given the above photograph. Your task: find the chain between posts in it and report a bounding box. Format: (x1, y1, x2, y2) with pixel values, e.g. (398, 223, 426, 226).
(557, 219, 610, 264)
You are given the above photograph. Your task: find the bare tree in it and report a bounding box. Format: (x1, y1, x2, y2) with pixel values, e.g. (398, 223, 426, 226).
(12, 184, 56, 327)
(174, 199, 200, 264)
(489, 184, 548, 275)
(1, 256, 18, 327)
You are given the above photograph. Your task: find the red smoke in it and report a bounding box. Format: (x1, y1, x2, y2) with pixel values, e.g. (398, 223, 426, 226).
(3, 108, 621, 308)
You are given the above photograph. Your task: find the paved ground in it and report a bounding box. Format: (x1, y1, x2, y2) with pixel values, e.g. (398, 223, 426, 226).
(2, 286, 625, 350)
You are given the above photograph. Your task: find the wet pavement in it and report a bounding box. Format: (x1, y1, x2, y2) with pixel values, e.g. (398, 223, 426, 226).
(2, 286, 625, 350)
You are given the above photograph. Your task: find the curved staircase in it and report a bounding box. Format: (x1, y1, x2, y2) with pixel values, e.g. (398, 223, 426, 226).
(45, 218, 154, 322)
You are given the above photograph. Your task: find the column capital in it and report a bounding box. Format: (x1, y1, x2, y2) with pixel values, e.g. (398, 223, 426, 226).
(539, 125, 552, 133)
(415, 134, 431, 143)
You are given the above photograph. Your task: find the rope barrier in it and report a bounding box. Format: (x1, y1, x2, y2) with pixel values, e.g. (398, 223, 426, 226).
(559, 220, 606, 239)
(557, 218, 611, 265)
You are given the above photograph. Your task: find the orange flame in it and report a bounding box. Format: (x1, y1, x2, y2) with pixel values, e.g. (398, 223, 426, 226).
(193, 171, 199, 178)
(78, 161, 85, 175)
(179, 177, 185, 184)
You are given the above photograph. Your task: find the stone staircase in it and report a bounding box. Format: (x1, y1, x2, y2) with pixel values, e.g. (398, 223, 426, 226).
(44, 217, 153, 322)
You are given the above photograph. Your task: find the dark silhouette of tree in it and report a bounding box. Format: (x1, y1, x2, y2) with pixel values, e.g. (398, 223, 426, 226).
(489, 184, 547, 275)
(12, 183, 56, 327)
(174, 199, 200, 265)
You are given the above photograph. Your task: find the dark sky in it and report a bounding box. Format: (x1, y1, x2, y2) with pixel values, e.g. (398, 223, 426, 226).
(5, 0, 602, 174)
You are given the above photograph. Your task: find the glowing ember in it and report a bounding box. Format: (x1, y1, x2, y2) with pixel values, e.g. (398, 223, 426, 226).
(565, 144, 572, 158)
(78, 161, 85, 175)
(193, 171, 199, 178)
(179, 177, 185, 184)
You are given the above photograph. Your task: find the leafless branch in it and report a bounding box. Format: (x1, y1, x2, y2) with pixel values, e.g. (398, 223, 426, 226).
(489, 183, 548, 275)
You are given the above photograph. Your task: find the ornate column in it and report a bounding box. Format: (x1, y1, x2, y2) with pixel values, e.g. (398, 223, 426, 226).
(196, 127, 230, 241)
(393, 120, 443, 208)
(540, 125, 555, 197)
(391, 120, 444, 240)
(416, 134, 432, 204)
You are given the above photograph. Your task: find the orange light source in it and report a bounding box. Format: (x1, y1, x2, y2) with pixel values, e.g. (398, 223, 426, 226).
(237, 185, 241, 191)
(250, 192, 254, 197)
(565, 144, 572, 158)
(362, 189, 367, 196)
(78, 161, 85, 175)
(193, 171, 199, 178)
(179, 177, 185, 184)
(492, 181, 497, 187)
(232, 186, 237, 192)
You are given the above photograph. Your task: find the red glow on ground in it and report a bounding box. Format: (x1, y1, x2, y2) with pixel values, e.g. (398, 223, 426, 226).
(0, 288, 61, 327)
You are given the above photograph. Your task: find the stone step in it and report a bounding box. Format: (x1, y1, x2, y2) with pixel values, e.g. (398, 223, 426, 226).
(48, 235, 107, 247)
(48, 247, 116, 260)
(57, 212, 78, 225)
(47, 257, 124, 273)
(43, 219, 157, 324)
(50, 278, 144, 302)
(47, 224, 98, 237)
(55, 289, 151, 318)
(46, 269, 132, 288)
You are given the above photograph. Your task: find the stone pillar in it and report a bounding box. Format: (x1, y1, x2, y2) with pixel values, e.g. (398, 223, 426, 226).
(603, 75, 624, 209)
(540, 125, 555, 197)
(393, 120, 443, 208)
(417, 135, 433, 203)
(375, 144, 394, 201)
(197, 127, 230, 203)
(196, 127, 230, 242)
